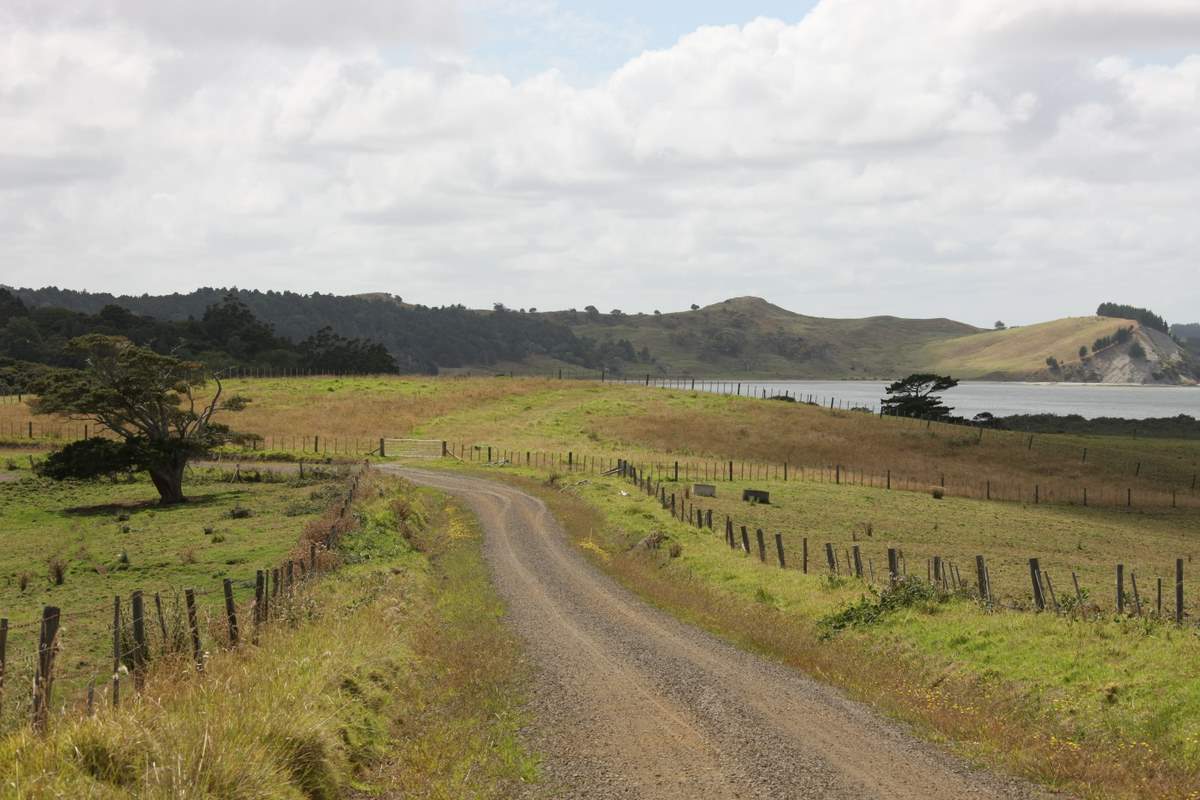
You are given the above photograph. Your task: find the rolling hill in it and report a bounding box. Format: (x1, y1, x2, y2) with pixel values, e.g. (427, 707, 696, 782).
(551, 298, 1199, 384)
(6, 287, 1197, 383)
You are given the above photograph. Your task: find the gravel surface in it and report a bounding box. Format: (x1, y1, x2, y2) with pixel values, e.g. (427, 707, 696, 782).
(390, 466, 1064, 800)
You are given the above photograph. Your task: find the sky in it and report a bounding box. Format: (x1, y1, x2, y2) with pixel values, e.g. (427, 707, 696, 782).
(2, 0, 1199, 327)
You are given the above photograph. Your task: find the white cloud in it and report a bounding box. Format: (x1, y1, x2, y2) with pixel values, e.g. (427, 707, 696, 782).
(1, 0, 1199, 325)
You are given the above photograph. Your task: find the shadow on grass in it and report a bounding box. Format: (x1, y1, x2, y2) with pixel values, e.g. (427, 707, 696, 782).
(60, 488, 249, 517)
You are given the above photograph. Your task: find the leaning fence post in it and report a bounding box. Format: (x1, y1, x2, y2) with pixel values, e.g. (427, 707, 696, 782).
(774, 533, 786, 568)
(852, 544, 863, 578)
(740, 526, 750, 554)
(185, 589, 203, 671)
(756, 529, 766, 562)
(131, 590, 147, 689)
(32, 606, 60, 732)
(1029, 558, 1045, 611)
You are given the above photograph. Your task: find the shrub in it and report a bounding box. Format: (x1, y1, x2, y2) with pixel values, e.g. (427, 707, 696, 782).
(818, 576, 945, 637)
(931, 487, 945, 499)
(1129, 342, 1147, 359)
(229, 506, 253, 519)
(18, 572, 31, 592)
(48, 556, 68, 585)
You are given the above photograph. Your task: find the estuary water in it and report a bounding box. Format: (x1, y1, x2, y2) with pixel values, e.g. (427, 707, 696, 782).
(648, 379, 1200, 420)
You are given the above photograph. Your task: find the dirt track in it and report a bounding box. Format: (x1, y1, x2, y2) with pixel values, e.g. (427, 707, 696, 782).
(389, 467, 1058, 800)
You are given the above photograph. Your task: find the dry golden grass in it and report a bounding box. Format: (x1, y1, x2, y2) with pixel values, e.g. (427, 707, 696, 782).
(7, 375, 1198, 507)
(923, 315, 1138, 375)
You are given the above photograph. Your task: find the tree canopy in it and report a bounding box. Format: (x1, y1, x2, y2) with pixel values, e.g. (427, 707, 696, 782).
(7, 287, 650, 375)
(31, 335, 234, 504)
(0, 289, 397, 378)
(1097, 302, 1169, 334)
(880, 374, 958, 419)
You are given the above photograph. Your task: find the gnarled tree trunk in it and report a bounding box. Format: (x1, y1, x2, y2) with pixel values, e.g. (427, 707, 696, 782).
(148, 458, 188, 505)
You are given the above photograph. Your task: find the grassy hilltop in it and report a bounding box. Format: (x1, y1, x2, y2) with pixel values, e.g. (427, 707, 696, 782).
(550, 297, 1198, 383)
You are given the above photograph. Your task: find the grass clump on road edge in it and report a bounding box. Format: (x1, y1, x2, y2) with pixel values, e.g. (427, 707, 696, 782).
(0, 472, 537, 799)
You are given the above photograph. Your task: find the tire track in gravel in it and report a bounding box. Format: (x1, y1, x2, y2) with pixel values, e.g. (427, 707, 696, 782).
(388, 466, 1062, 800)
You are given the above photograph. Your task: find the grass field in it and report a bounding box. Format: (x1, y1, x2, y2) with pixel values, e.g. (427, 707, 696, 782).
(4, 374, 1200, 796)
(462, 463, 1200, 799)
(9, 375, 1196, 504)
(0, 471, 536, 798)
(0, 457, 357, 729)
(922, 315, 1138, 377)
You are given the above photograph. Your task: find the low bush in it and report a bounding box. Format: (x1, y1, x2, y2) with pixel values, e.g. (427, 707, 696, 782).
(817, 576, 946, 638)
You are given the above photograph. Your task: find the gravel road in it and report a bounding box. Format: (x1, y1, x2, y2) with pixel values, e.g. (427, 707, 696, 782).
(389, 466, 1060, 800)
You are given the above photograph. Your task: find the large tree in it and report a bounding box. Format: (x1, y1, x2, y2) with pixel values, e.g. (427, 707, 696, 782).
(880, 374, 958, 419)
(30, 335, 231, 504)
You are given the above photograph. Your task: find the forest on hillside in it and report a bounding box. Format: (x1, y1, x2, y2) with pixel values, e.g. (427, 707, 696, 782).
(5, 287, 648, 378)
(0, 290, 399, 389)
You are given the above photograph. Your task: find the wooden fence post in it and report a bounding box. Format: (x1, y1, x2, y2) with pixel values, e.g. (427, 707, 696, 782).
(975, 555, 989, 603)
(1176, 559, 1184, 625)
(774, 533, 786, 568)
(131, 590, 147, 689)
(223, 579, 239, 646)
(185, 589, 203, 671)
(1029, 558, 1045, 611)
(32, 606, 60, 732)
(825, 543, 836, 574)
(1116, 564, 1125, 615)
(153, 592, 168, 653)
(0, 617, 7, 704)
(310, 542, 317, 573)
(254, 570, 265, 642)
(111, 596, 122, 707)
(740, 526, 750, 554)
(852, 545, 863, 578)
(802, 537, 809, 574)
(888, 548, 900, 584)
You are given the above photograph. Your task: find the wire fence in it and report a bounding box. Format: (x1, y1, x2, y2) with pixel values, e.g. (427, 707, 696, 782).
(610, 459, 1195, 624)
(0, 470, 364, 735)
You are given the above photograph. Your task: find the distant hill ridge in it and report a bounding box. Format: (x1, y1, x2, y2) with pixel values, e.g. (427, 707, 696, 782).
(6, 287, 1197, 384)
